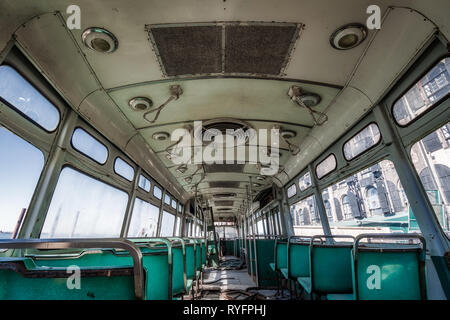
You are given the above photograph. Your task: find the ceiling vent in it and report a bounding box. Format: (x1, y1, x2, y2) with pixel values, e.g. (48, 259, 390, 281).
(214, 200, 234, 207)
(147, 22, 300, 77)
(204, 164, 245, 173)
(213, 193, 237, 198)
(209, 181, 240, 188)
(194, 118, 255, 146)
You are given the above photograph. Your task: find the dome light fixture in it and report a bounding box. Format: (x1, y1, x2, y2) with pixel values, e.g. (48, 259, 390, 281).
(298, 93, 321, 107)
(280, 129, 296, 139)
(152, 131, 170, 141)
(128, 97, 153, 111)
(330, 23, 368, 50)
(82, 27, 118, 53)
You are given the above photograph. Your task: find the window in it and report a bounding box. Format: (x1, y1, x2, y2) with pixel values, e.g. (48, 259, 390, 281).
(138, 175, 151, 192)
(41, 167, 128, 238)
(114, 157, 134, 181)
(71, 128, 108, 164)
(316, 154, 337, 179)
(171, 199, 177, 209)
(160, 210, 175, 236)
(164, 194, 171, 205)
(393, 57, 450, 126)
(287, 184, 296, 198)
(0, 65, 60, 131)
(322, 160, 415, 237)
(178, 204, 183, 213)
(299, 172, 312, 191)
(153, 185, 162, 199)
(290, 195, 321, 236)
(128, 198, 159, 237)
(0, 127, 44, 239)
(411, 123, 450, 237)
(174, 216, 181, 236)
(343, 123, 381, 160)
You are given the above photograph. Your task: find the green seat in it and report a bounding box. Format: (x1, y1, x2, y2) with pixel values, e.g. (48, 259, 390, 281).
(297, 236, 354, 297)
(269, 262, 276, 272)
(297, 277, 311, 294)
(351, 234, 427, 300)
(327, 293, 354, 300)
(287, 238, 310, 280)
(185, 242, 196, 294)
(280, 268, 289, 279)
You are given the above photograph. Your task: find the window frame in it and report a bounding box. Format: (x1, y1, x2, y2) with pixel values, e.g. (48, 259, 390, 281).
(315, 153, 337, 180)
(391, 54, 450, 128)
(0, 64, 61, 133)
(342, 122, 382, 161)
(70, 127, 109, 165)
(113, 156, 135, 182)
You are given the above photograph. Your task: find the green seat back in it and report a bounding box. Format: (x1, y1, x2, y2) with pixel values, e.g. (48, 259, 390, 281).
(311, 246, 353, 294)
(185, 244, 195, 280)
(354, 250, 425, 300)
(254, 239, 277, 287)
(275, 242, 287, 270)
(172, 246, 185, 296)
(288, 243, 309, 278)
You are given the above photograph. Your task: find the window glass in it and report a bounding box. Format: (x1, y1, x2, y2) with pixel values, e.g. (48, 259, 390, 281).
(127, 198, 159, 237)
(174, 216, 181, 237)
(171, 199, 177, 209)
(72, 128, 108, 164)
(287, 184, 296, 198)
(290, 195, 322, 236)
(41, 167, 128, 238)
(160, 210, 175, 236)
(322, 159, 416, 237)
(299, 172, 312, 191)
(138, 175, 151, 192)
(114, 157, 134, 181)
(316, 154, 337, 179)
(178, 204, 183, 213)
(0, 127, 44, 239)
(164, 194, 171, 205)
(343, 123, 381, 160)
(153, 185, 162, 199)
(411, 123, 450, 238)
(0, 65, 60, 131)
(393, 57, 450, 125)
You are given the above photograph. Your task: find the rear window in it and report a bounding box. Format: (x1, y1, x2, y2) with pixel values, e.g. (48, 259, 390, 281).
(393, 57, 450, 126)
(0, 65, 60, 131)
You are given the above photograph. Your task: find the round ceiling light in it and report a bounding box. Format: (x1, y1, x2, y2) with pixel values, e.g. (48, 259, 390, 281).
(298, 93, 321, 107)
(128, 97, 153, 111)
(82, 27, 118, 53)
(280, 129, 296, 139)
(152, 132, 170, 141)
(330, 23, 368, 50)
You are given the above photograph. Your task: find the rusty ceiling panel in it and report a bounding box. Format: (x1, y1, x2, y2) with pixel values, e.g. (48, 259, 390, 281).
(225, 24, 298, 75)
(149, 25, 222, 76)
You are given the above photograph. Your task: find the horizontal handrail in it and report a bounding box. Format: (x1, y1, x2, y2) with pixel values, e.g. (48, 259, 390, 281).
(0, 238, 144, 300)
(310, 234, 355, 246)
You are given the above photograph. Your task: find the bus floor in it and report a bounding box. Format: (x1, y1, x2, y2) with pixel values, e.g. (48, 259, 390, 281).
(196, 256, 287, 300)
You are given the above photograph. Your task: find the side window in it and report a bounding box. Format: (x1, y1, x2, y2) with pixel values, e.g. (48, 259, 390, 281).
(71, 128, 108, 164)
(290, 195, 321, 236)
(0, 127, 44, 239)
(0, 65, 60, 131)
(138, 175, 151, 192)
(343, 123, 381, 160)
(299, 172, 312, 191)
(174, 216, 181, 237)
(153, 185, 162, 199)
(164, 194, 171, 205)
(410, 123, 450, 238)
(287, 184, 296, 198)
(160, 210, 175, 236)
(114, 157, 135, 181)
(393, 57, 450, 126)
(127, 198, 160, 237)
(41, 167, 128, 238)
(316, 154, 337, 179)
(321, 159, 415, 237)
(171, 199, 177, 209)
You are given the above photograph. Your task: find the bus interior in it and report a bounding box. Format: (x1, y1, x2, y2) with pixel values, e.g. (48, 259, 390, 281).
(0, 0, 449, 301)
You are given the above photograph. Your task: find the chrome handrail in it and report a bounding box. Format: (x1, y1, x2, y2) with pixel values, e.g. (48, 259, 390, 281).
(0, 238, 144, 300)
